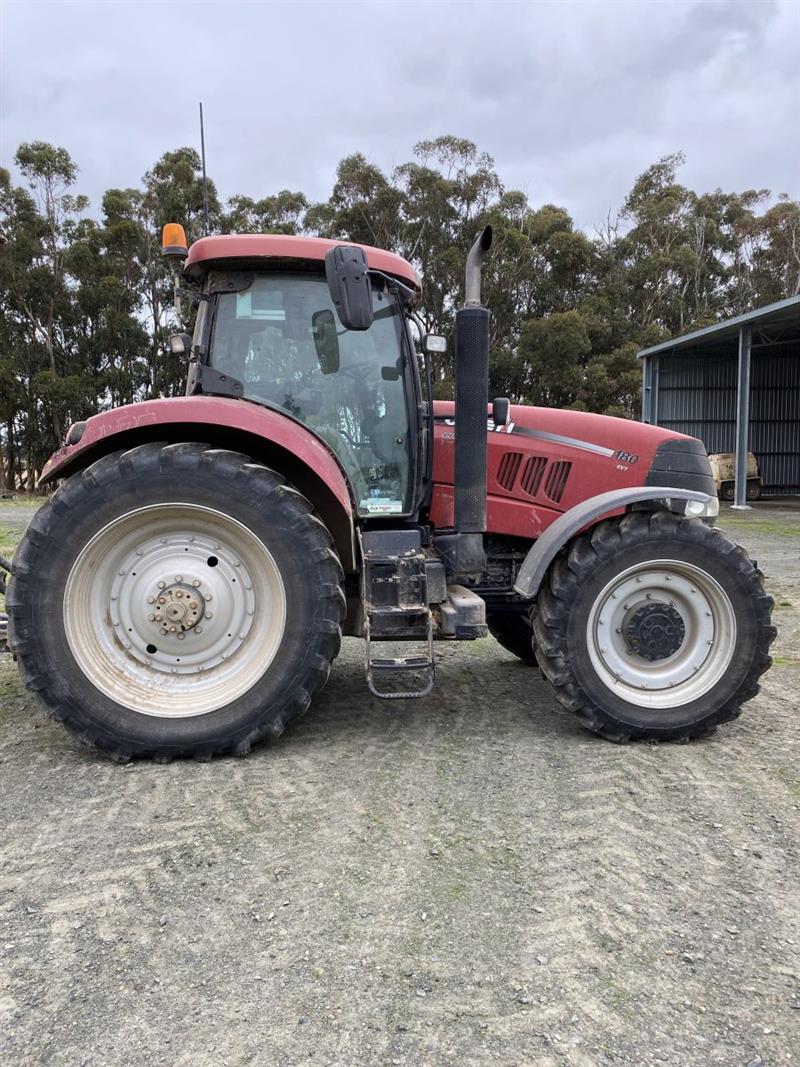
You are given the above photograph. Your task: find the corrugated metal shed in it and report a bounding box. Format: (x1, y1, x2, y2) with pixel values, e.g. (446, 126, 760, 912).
(638, 296, 800, 505)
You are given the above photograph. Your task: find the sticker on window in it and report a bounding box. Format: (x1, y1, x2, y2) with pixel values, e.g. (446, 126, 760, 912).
(360, 497, 403, 515)
(236, 291, 285, 321)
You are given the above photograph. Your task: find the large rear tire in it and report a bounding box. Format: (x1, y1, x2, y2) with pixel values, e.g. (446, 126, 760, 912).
(532, 511, 775, 742)
(7, 443, 345, 761)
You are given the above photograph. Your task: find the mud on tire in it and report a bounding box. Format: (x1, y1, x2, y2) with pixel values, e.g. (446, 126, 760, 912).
(531, 510, 776, 742)
(7, 443, 346, 761)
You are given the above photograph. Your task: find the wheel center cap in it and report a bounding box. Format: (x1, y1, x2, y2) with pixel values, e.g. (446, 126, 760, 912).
(625, 602, 686, 662)
(152, 583, 205, 633)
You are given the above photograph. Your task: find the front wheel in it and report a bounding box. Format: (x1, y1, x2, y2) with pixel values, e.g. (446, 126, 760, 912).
(532, 511, 775, 742)
(8, 443, 345, 760)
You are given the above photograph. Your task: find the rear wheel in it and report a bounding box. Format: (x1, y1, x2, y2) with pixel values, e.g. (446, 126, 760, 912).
(7, 443, 345, 760)
(532, 511, 775, 742)
(747, 479, 762, 501)
(487, 612, 536, 663)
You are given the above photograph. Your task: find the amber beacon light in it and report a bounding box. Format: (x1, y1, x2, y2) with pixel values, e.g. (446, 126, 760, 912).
(161, 223, 188, 259)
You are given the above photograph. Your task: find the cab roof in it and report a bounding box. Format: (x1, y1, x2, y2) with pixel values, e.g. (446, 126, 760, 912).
(185, 234, 421, 291)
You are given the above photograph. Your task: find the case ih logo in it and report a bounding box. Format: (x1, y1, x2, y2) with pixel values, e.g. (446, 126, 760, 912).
(614, 450, 639, 464)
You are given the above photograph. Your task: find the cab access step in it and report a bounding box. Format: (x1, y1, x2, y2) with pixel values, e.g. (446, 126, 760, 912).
(361, 530, 487, 699)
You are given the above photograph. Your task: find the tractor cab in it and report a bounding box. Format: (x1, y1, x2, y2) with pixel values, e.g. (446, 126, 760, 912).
(173, 231, 431, 522)
(205, 270, 412, 516)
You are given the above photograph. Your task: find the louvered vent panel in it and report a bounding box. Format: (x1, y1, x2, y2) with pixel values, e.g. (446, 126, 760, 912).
(496, 451, 522, 491)
(520, 455, 547, 497)
(544, 461, 572, 503)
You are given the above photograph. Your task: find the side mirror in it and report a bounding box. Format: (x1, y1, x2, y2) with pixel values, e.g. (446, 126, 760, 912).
(324, 244, 374, 331)
(312, 309, 340, 374)
(422, 334, 446, 355)
(168, 332, 193, 356)
(492, 397, 511, 427)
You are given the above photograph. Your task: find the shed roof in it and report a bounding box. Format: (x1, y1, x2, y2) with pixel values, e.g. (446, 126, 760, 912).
(637, 294, 800, 360)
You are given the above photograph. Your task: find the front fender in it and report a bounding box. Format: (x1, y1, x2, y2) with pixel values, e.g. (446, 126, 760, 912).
(513, 487, 717, 598)
(39, 396, 357, 569)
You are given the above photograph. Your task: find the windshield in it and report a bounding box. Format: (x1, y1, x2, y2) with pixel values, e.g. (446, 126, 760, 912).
(209, 273, 412, 516)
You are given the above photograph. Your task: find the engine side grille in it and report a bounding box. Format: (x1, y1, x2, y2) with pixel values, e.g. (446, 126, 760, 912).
(520, 455, 547, 497)
(496, 451, 523, 491)
(544, 460, 572, 503)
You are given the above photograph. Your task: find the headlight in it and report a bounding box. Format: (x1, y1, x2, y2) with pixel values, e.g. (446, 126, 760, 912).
(684, 496, 719, 519)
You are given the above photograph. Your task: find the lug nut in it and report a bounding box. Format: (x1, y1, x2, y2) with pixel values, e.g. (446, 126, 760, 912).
(195, 627, 203, 634)
(158, 581, 166, 588)
(192, 579, 201, 587)
(175, 575, 183, 583)
(148, 613, 155, 622)
(147, 596, 155, 604)
(177, 633, 185, 641)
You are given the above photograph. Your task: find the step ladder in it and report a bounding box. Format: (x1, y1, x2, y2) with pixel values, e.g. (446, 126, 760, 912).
(361, 530, 435, 699)
(365, 613, 435, 699)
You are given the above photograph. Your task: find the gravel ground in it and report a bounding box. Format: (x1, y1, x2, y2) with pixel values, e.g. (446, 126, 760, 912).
(1, 498, 798, 1067)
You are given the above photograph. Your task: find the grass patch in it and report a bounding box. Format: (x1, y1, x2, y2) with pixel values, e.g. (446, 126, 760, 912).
(772, 655, 800, 668)
(719, 518, 800, 539)
(0, 523, 23, 556)
(0, 656, 22, 706)
(0, 494, 47, 508)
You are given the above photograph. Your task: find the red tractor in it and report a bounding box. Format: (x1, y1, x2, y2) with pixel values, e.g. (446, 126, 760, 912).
(4, 226, 775, 760)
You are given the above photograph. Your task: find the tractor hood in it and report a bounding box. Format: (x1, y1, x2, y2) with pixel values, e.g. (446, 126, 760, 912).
(430, 401, 715, 538)
(434, 400, 700, 464)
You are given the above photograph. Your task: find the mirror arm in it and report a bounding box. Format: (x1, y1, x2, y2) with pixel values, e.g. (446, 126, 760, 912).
(367, 269, 417, 308)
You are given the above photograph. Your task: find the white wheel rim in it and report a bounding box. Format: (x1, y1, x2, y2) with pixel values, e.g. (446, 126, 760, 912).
(64, 504, 287, 717)
(586, 559, 736, 709)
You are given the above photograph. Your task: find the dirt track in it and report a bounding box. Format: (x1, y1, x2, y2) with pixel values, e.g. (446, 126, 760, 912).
(1, 500, 798, 1066)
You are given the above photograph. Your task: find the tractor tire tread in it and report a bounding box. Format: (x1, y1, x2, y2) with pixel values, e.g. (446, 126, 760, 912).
(7, 443, 345, 762)
(531, 511, 775, 742)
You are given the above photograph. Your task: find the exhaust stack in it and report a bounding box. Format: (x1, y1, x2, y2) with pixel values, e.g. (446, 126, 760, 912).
(453, 226, 492, 578)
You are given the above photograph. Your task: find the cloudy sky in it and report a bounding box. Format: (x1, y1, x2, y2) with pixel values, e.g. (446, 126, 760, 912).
(1, 0, 798, 231)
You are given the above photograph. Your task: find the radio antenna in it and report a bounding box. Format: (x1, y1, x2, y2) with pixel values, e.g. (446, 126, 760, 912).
(199, 101, 210, 236)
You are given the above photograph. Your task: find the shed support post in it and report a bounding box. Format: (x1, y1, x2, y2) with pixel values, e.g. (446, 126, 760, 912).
(641, 359, 651, 423)
(651, 357, 660, 424)
(732, 325, 752, 510)
(641, 357, 659, 424)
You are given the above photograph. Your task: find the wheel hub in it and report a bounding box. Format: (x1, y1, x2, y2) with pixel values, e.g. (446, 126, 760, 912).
(152, 583, 206, 634)
(108, 527, 260, 674)
(625, 602, 685, 661)
(586, 560, 737, 709)
(64, 503, 288, 717)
